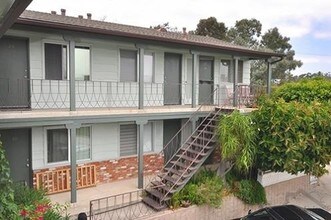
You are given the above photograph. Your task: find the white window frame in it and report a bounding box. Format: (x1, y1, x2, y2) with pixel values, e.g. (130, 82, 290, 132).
(143, 52, 155, 83)
(44, 126, 92, 166)
(75, 45, 92, 81)
(42, 40, 69, 80)
(119, 49, 138, 82)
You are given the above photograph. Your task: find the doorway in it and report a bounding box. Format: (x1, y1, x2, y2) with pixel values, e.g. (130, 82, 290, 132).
(199, 57, 214, 104)
(164, 53, 182, 105)
(0, 37, 29, 108)
(0, 129, 31, 186)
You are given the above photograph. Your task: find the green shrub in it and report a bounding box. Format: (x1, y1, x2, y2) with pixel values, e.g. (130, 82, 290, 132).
(234, 179, 266, 205)
(170, 169, 223, 208)
(0, 141, 19, 219)
(13, 184, 69, 219)
(253, 99, 331, 177)
(272, 78, 331, 103)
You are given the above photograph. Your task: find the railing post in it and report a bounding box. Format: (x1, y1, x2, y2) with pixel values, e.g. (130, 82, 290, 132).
(136, 120, 147, 188)
(266, 60, 272, 95)
(69, 40, 76, 111)
(191, 52, 198, 108)
(66, 122, 81, 203)
(137, 45, 145, 109)
(233, 57, 239, 107)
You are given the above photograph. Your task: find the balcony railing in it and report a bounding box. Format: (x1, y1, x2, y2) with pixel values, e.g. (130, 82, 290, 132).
(0, 78, 260, 110)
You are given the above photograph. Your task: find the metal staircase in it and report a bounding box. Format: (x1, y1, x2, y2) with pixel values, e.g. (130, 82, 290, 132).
(142, 107, 223, 210)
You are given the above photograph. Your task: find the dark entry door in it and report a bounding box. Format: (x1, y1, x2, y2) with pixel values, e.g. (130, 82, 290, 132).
(0, 37, 29, 108)
(163, 119, 181, 164)
(199, 57, 214, 104)
(0, 129, 31, 185)
(164, 53, 182, 105)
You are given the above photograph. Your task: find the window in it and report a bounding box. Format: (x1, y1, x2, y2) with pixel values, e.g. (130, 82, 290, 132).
(144, 53, 154, 83)
(120, 50, 137, 82)
(47, 128, 68, 163)
(75, 46, 90, 81)
(45, 43, 67, 80)
(120, 124, 137, 156)
(76, 127, 91, 160)
(143, 122, 153, 152)
(221, 60, 243, 83)
(47, 127, 91, 163)
(220, 60, 231, 82)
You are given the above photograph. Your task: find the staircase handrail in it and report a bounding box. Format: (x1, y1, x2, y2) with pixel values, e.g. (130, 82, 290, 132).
(160, 108, 222, 201)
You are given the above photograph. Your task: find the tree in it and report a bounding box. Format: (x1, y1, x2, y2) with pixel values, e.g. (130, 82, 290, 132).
(227, 18, 262, 48)
(191, 18, 302, 84)
(253, 78, 331, 177)
(291, 71, 331, 81)
(217, 111, 257, 176)
(193, 17, 227, 40)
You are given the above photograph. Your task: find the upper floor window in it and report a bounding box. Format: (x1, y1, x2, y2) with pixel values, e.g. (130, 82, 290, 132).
(144, 52, 154, 83)
(220, 60, 243, 83)
(75, 46, 91, 81)
(120, 50, 137, 82)
(45, 43, 67, 80)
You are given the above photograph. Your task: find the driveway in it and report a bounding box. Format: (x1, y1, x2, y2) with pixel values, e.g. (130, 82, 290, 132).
(287, 165, 331, 212)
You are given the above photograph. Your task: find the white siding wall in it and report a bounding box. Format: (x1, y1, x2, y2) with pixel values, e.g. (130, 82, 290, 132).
(31, 121, 163, 170)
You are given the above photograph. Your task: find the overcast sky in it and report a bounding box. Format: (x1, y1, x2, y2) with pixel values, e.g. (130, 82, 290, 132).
(28, 0, 331, 75)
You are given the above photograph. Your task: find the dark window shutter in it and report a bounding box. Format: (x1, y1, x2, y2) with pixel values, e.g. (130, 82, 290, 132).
(120, 124, 137, 156)
(120, 50, 137, 82)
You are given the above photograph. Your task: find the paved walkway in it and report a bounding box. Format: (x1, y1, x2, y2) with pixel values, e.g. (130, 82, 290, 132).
(48, 178, 141, 217)
(287, 165, 331, 212)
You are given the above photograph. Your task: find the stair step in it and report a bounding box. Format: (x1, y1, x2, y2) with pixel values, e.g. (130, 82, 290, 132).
(142, 196, 167, 211)
(158, 173, 185, 185)
(145, 188, 170, 201)
(170, 161, 198, 171)
(186, 141, 214, 149)
(151, 181, 177, 193)
(164, 167, 191, 178)
(197, 130, 214, 135)
(180, 147, 208, 156)
(191, 136, 216, 143)
(178, 154, 202, 163)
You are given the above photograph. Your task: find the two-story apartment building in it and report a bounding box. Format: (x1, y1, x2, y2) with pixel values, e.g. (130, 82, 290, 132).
(0, 9, 281, 202)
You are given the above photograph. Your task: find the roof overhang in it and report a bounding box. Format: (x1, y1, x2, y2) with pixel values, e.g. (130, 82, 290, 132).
(15, 17, 283, 59)
(0, 0, 32, 38)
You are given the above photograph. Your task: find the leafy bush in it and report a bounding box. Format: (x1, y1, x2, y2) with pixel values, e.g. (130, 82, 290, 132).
(170, 169, 223, 209)
(272, 78, 331, 103)
(14, 184, 69, 220)
(253, 98, 331, 177)
(0, 141, 19, 219)
(234, 179, 266, 205)
(217, 111, 257, 172)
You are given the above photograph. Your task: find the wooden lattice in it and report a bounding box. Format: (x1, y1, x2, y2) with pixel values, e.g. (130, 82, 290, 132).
(35, 165, 97, 194)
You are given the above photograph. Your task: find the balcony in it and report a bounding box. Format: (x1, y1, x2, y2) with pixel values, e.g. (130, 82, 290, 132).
(0, 78, 262, 122)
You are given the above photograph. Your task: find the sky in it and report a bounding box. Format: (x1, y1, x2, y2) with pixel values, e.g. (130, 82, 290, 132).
(27, 0, 331, 75)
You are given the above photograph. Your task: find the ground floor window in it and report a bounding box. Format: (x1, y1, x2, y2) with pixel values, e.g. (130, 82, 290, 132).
(120, 124, 137, 156)
(47, 128, 68, 163)
(46, 127, 91, 164)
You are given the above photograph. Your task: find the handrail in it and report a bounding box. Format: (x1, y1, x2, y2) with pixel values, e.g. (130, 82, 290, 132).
(144, 86, 220, 188)
(160, 108, 222, 201)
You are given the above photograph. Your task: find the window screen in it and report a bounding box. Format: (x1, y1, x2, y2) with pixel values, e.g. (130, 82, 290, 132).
(47, 128, 68, 163)
(120, 124, 137, 156)
(75, 47, 90, 81)
(120, 50, 137, 82)
(143, 122, 153, 152)
(45, 43, 67, 80)
(238, 60, 244, 83)
(144, 53, 154, 83)
(76, 127, 91, 160)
